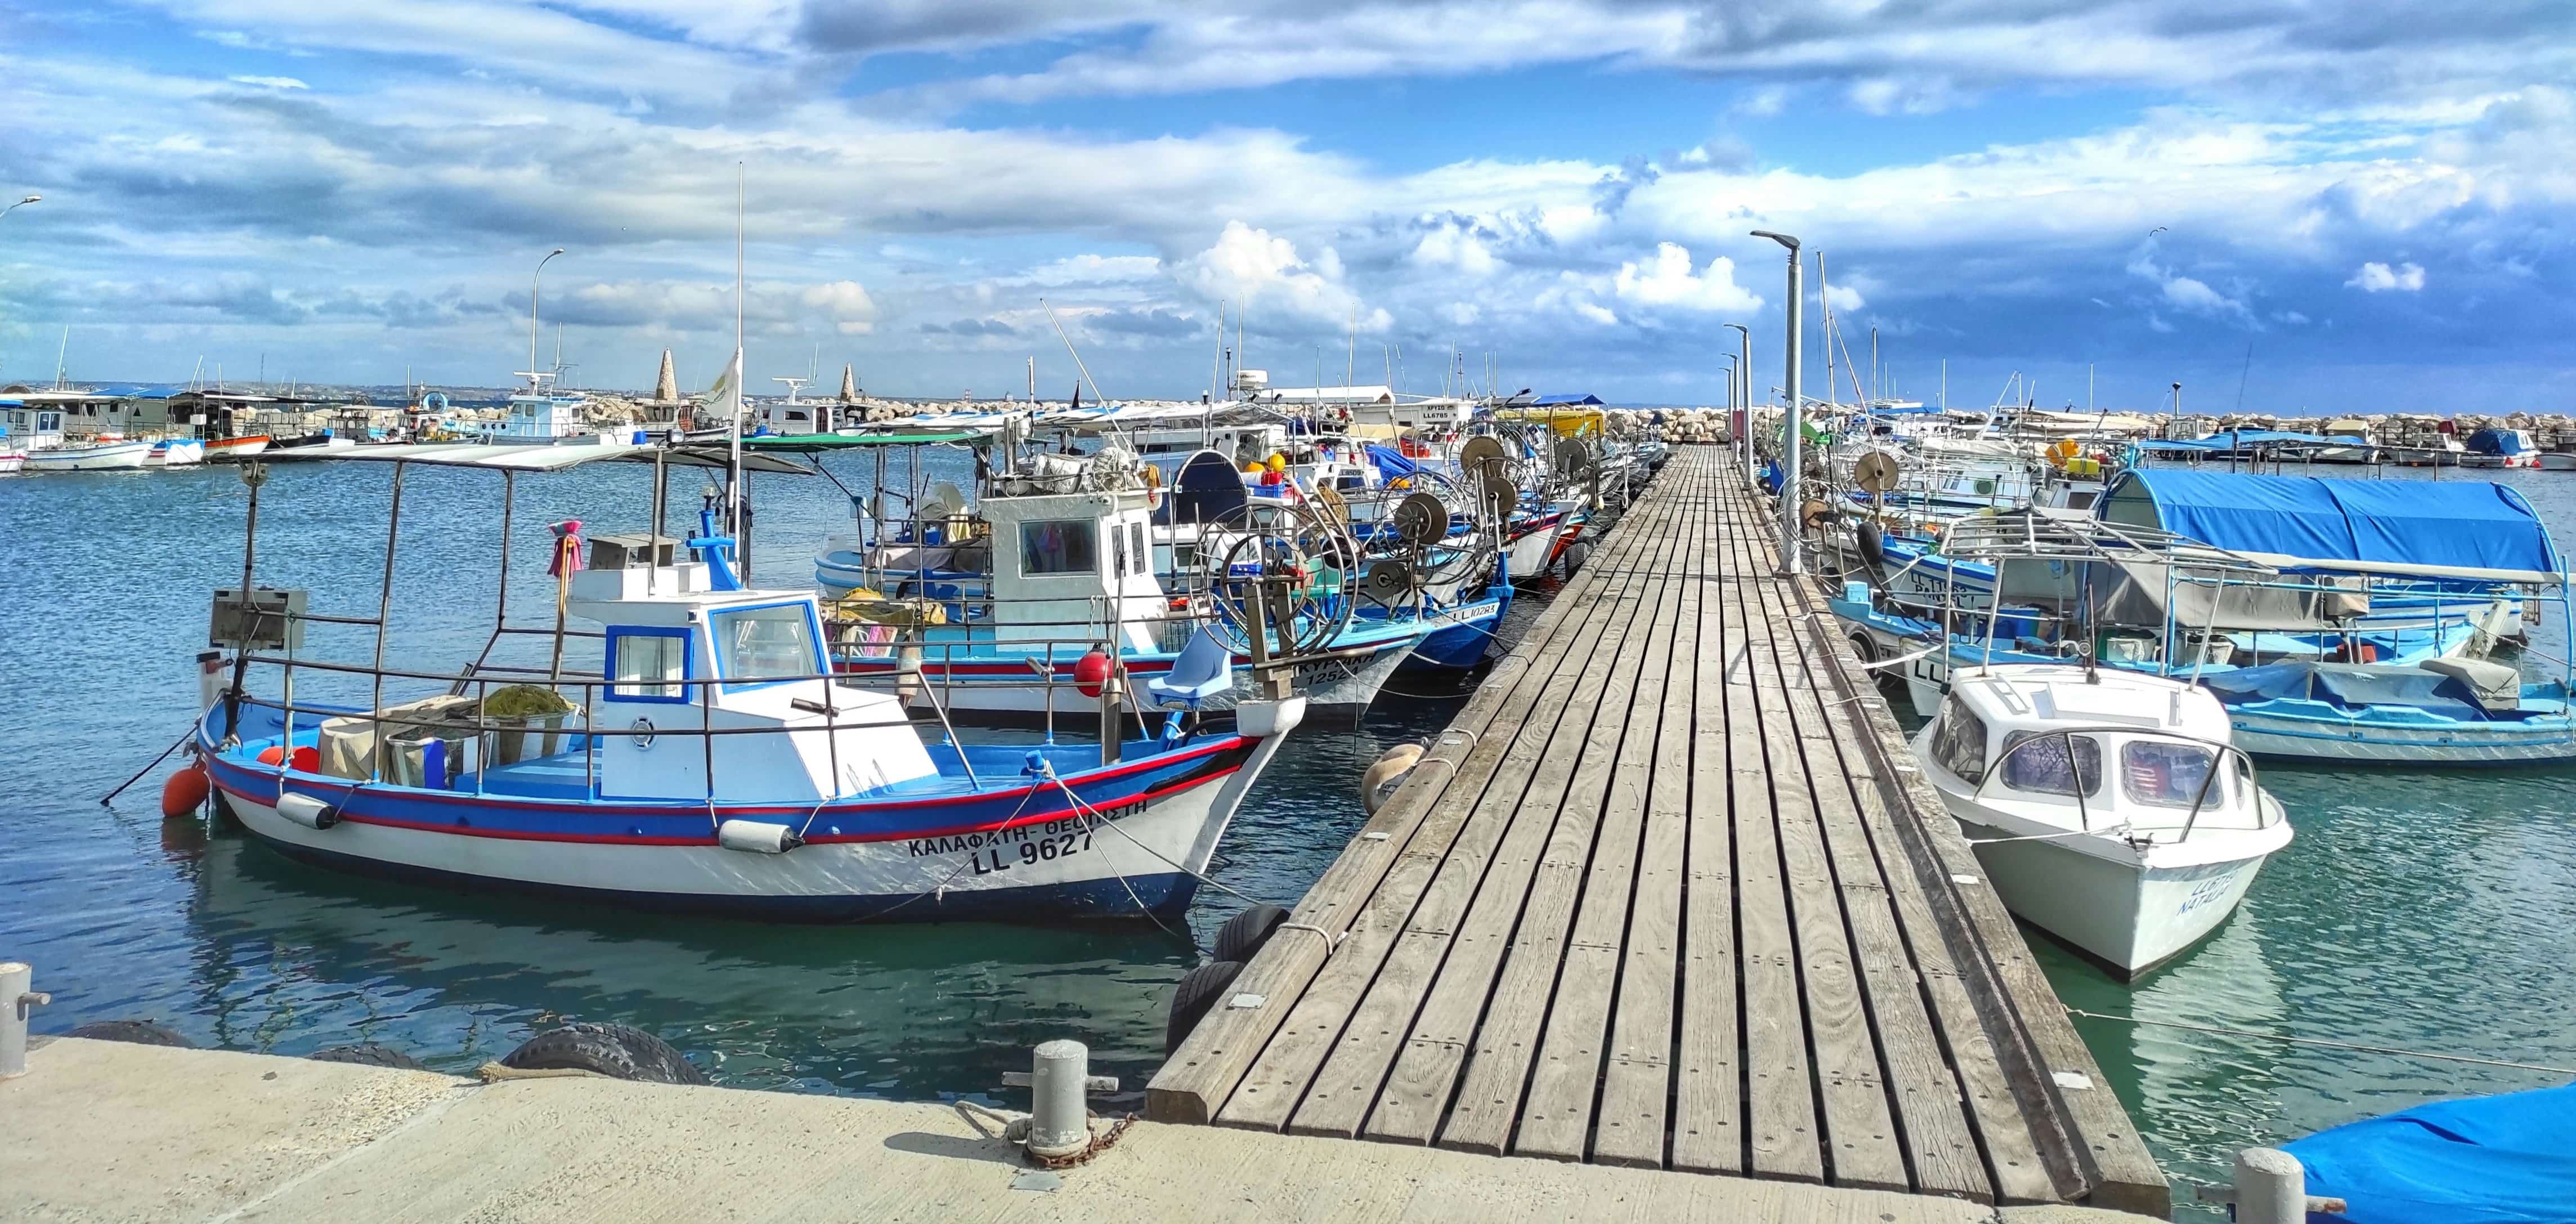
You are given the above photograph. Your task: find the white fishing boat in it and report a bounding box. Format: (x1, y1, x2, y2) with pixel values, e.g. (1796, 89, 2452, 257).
(25, 437, 153, 471)
(188, 443, 1306, 920)
(2539, 452, 2576, 471)
(0, 449, 22, 475)
(1914, 663, 2292, 978)
(145, 438, 205, 467)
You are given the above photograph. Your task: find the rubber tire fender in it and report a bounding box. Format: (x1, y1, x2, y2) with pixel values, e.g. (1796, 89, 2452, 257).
(1213, 903, 1289, 965)
(500, 1022, 708, 1084)
(1165, 960, 1244, 1055)
(1560, 540, 1591, 577)
(65, 1020, 192, 1047)
(1856, 520, 1887, 573)
(311, 1043, 427, 1070)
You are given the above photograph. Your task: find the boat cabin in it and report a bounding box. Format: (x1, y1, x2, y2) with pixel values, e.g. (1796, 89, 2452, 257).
(976, 488, 1168, 654)
(567, 561, 936, 802)
(1920, 665, 2267, 838)
(490, 392, 589, 440)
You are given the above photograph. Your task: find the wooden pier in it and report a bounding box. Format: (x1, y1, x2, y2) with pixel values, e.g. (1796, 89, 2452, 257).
(1148, 446, 2167, 1214)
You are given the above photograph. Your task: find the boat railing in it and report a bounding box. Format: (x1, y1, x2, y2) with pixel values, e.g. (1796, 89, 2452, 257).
(1973, 724, 2271, 842)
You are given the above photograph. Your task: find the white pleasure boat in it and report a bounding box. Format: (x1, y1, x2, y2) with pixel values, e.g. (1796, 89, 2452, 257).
(1913, 663, 2292, 978)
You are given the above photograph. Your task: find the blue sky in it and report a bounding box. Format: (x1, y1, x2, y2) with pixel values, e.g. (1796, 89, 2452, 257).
(2, 0, 2571, 412)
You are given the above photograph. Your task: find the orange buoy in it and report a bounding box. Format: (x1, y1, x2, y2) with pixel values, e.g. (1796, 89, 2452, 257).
(160, 763, 210, 819)
(1074, 646, 1112, 699)
(257, 745, 284, 765)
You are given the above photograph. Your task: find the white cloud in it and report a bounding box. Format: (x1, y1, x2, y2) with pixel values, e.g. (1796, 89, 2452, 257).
(1612, 243, 1759, 312)
(1574, 301, 1618, 326)
(801, 280, 879, 334)
(1177, 221, 1388, 331)
(226, 75, 308, 90)
(1824, 283, 1865, 312)
(2346, 261, 2427, 292)
(1410, 221, 1498, 277)
(1024, 253, 1163, 285)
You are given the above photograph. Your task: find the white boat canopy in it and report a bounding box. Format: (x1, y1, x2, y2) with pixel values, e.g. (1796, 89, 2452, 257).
(254, 442, 815, 475)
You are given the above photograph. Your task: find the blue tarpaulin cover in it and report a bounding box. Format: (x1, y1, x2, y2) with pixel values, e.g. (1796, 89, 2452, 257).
(2136, 430, 2368, 452)
(2286, 1084, 2576, 1224)
(1529, 394, 1603, 406)
(1365, 444, 1419, 479)
(2467, 427, 2529, 455)
(2100, 470, 2564, 579)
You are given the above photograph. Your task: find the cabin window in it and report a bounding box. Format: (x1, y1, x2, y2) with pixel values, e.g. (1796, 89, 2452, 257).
(710, 603, 821, 689)
(606, 628, 692, 702)
(1928, 702, 1990, 783)
(1020, 520, 1097, 576)
(2061, 490, 2098, 510)
(1114, 528, 1128, 578)
(2122, 741, 2219, 808)
(1130, 523, 1147, 575)
(2000, 731, 2102, 797)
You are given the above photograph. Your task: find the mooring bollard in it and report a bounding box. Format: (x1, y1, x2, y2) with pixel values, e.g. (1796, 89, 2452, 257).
(2233, 1147, 2308, 1224)
(2, 961, 52, 1080)
(2196, 1146, 2344, 1224)
(1001, 1039, 1121, 1161)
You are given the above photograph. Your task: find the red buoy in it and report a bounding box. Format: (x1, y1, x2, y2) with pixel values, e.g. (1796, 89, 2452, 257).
(257, 745, 284, 765)
(160, 763, 210, 819)
(1074, 646, 1112, 699)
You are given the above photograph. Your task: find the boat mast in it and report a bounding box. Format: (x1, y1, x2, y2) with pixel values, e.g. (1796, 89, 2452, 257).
(728, 162, 745, 540)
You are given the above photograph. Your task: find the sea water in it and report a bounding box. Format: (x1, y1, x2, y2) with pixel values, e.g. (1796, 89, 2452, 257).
(1, 456, 2569, 1217)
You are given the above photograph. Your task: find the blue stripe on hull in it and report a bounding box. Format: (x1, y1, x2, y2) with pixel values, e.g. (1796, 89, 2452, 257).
(236, 827, 1200, 922)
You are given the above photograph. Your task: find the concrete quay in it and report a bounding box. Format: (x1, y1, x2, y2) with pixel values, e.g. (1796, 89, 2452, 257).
(3, 1037, 2142, 1223)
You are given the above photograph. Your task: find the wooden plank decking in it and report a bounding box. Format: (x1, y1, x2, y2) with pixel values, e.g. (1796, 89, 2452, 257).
(1147, 446, 2166, 1214)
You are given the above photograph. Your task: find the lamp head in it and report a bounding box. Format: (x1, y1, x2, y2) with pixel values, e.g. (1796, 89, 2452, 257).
(1749, 229, 1800, 252)
(17, 195, 38, 205)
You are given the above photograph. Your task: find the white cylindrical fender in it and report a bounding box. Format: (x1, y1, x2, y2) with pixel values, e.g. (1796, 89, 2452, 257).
(716, 819, 803, 854)
(195, 650, 227, 715)
(274, 792, 339, 830)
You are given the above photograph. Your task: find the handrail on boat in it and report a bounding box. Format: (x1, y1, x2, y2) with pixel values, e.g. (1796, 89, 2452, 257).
(1969, 723, 2268, 842)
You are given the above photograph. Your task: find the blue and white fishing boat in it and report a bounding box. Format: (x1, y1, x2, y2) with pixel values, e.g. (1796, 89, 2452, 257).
(806, 426, 1505, 722)
(187, 443, 1305, 920)
(2099, 470, 2575, 765)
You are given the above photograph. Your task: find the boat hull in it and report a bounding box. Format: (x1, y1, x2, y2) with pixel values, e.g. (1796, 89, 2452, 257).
(205, 436, 272, 461)
(2223, 706, 2576, 765)
(25, 440, 153, 471)
(1953, 814, 2274, 977)
(207, 732, 1279, 921)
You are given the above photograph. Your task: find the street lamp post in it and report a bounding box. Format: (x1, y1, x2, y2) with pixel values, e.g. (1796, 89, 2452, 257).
(1723, 321, 1751, 481)
(529, 247, 565, 389)
(1750, 230, 1802, 574)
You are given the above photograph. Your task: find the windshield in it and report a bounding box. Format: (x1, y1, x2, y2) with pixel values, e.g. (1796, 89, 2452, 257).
(2122, 740, 2219, 808)
(710, 604, 820, 688)
(2000, 730, 2102, 797)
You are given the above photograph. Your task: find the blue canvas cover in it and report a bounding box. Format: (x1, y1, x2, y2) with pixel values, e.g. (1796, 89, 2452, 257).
(2197, 662, 2490, 720)
(1529, 393, 1603, 406)
(2286, 1084, 2576, 1224)
(1365, 444, 1419, 479)
(2466, 427, 2527, 456)
(2101, 470, 2563, 579)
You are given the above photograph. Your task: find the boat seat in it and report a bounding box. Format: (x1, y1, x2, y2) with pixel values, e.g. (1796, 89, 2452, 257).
(1147, 628, 1233, 711)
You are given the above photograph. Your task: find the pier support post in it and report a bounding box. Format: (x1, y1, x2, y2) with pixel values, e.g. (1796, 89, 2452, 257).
(1751, 230, 1802, 574)
(2, 961, 50, 1080)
